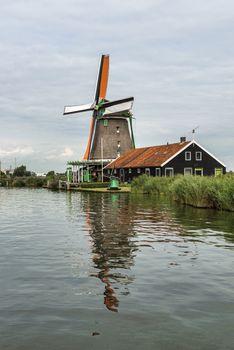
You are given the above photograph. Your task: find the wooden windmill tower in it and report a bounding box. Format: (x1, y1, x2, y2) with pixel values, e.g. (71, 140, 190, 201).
(64, 55, 135, 164)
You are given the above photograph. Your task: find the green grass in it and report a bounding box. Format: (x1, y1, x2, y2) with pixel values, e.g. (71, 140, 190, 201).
(131, 174, 234, 211)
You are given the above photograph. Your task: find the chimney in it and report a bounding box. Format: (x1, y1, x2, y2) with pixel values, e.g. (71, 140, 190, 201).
(180, 136, 186, 143)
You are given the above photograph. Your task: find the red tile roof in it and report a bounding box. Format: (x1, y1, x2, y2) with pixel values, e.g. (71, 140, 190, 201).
(106, 141, 191, 168)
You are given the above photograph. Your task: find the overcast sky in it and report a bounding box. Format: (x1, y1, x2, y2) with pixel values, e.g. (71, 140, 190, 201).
(0, 0, 234, 172)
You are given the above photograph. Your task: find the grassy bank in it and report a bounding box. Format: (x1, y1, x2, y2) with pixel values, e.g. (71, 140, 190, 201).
(0, 176, 46, 188)
(131, 174, 234, 211)
(0, 175, 66, 189)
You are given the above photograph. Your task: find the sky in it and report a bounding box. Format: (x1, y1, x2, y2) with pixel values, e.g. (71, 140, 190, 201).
(0, 0, 234, 172)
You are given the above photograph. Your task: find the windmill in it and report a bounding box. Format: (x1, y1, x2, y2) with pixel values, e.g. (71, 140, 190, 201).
(64, 55, 135, 162)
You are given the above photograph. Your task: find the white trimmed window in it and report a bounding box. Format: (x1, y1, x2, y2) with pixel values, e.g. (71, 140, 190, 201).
(155, 168, 161, 176)
(185, 151, 191, 161)
(195, 168, 203, 176)
(129, 168, 132, 174)
(215, 168, 223, 176)
(145, 168, 151, 176)
(184, 168, 193, 176)
(137, 168, 141, 174)
(196, 151, 202, 161)
(165, 168, 174, 177)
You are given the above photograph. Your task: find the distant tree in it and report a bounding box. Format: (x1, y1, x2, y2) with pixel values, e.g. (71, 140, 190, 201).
(46, 170, 55, 177)
(0, 171, 6, 178)
(13, 165, 31, 177)
(13, 165, 26, 177)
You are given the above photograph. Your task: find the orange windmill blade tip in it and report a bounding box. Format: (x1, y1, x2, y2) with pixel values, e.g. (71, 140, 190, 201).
(83, 116, 95, 160)
(99, 55, 109, 100)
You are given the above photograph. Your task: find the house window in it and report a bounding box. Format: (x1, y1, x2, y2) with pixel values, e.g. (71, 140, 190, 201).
(145, 168, 151, 176)
(114, 169, 117, 174)
(103, 119, 108, 127)
(120, 168, 125, 181)
(137, 168, 141, 174)
(185, 151, 191, 161)
(196, 152, 202, 161)
(195, 168, 203, 176)
(107, 169, 110, 174)
(116, 126, 120, 133)
(184, 168, 193, 176)
(155, 168, 161, 176)
(215, 168, 223, 176)
(129, 168, 132, 174)
(165, 168, 174, 177)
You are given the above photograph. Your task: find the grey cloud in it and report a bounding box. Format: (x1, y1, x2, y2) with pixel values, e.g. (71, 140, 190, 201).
(0, 0, 233, 171)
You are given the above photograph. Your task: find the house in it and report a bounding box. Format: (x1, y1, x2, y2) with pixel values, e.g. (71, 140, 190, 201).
(105, 137, 226, 182)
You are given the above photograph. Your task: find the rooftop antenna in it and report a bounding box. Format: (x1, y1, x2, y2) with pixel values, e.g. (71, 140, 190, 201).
(191, 126, 199, 141)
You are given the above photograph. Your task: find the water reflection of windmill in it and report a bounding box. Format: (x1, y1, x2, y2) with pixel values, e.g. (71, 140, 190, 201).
(83, 193, 136, 312)
(64, 55, 135, 183)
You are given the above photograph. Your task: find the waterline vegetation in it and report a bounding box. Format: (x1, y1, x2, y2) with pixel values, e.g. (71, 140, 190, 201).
(131, 174, 234, 211)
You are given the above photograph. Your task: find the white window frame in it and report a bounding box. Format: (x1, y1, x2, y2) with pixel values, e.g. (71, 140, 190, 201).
(145, 168, 151, 176)
(215, 168, 223, 176)
(155, 168, 161, 176)
(194, 168, 203, 176)
(184, 168, 193, 176)
(185, 151, 191, 161)
(196, 151, 202, 161)
(165, 168, 174, 177)
(137, 168, 141, 174)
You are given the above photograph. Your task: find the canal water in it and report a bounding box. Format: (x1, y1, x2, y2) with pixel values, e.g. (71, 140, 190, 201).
(0, 188, 234, 350)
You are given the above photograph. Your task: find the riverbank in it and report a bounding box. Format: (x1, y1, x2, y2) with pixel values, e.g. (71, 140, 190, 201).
(69, 186, 130, 193)
(132, 174, 234, 211)
(0, 177, 130, 193)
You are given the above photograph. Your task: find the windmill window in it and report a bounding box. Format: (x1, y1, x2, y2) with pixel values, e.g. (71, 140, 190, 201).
(117, 141, 120, 148)
(196, 152, 202, 161)
(103, 119, 108, 127)
(185, 151, 191, 161)
(116, 126, 120, 133)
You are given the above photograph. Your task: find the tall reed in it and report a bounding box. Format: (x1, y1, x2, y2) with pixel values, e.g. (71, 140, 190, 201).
(131, 174, 234, 211)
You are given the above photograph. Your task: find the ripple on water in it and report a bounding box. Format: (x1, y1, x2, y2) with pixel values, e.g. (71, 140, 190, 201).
(0, 189, 234, 350)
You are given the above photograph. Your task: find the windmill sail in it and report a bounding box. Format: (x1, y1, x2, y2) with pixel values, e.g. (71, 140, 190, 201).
(102, 97, 134, 115)
(84, 55, 110, 160)
(64, 103, 94, 115)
